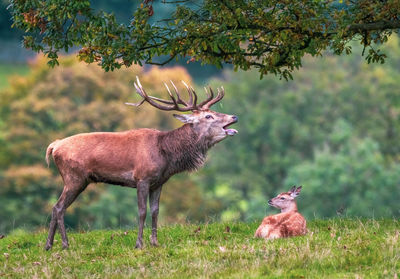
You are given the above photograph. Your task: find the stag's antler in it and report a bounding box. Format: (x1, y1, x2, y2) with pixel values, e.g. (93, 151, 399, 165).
(199, 87, 225, 110)
(126, 77, 224, 111)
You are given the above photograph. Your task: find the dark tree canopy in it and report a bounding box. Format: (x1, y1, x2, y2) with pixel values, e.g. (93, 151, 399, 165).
(9, 0, 400, 79)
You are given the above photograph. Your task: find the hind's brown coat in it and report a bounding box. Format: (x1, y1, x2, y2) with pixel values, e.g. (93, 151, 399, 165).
(254, 211, 307, 239)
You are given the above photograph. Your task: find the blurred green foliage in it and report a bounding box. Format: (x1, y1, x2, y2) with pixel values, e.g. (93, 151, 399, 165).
(286, 122, 400, 218)
(0, 63, 29, 89)
(1, 36, 400, 233)
(202, 35, 400, 221)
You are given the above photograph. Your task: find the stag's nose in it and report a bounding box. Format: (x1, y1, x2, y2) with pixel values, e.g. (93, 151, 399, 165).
(232, 115, 238, 122)
(268, 199, 272, 205)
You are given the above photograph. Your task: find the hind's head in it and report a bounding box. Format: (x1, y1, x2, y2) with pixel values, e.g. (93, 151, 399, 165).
(268, 186, 302, 213)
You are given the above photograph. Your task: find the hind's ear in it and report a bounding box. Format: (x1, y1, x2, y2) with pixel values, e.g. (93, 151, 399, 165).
(290, 186, 302, 198)
(289, 185, 296, 193)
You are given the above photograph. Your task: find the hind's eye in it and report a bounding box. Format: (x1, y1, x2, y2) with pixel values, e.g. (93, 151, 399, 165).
(205, 115, 213, 119)
(280, 197, 285, 200)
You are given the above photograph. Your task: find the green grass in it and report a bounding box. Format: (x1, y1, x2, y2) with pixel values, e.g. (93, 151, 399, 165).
(0, 63, 30, 89)
(0, 219, 399, 278)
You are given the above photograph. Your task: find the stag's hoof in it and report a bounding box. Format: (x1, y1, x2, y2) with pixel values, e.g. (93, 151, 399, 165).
(44, 244, 52, 251)
(150, 239, 159, 247)
(135, 241, 143, 249)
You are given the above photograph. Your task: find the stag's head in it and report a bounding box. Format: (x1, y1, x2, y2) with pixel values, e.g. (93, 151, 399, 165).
(126, 77, 238, 145)
(268, 186, 302, 212)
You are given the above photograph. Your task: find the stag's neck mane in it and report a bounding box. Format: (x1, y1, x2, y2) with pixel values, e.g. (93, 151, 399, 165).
(159, 124, 210, 175)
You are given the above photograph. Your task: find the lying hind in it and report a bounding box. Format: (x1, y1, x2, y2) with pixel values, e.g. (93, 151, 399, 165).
(255, 186, 306, 239)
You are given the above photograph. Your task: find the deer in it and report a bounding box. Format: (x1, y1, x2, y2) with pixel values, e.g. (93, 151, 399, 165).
(254, 186, 307, 240)
(44, 77, 238, 250)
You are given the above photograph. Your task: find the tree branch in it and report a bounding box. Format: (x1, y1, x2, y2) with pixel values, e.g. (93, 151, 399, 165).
(348, 20, 400, 32)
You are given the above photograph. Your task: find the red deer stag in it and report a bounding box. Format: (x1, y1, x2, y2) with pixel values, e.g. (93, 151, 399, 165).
(255, 186, 307, 240)
(44, 77, 238, 250)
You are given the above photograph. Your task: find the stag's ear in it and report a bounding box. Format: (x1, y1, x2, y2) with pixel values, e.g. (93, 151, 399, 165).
(290, 186, 302, 198)
(173, 113, 196, 123)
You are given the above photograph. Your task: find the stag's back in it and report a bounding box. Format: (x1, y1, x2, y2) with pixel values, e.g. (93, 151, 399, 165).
(46, 129, 165, 184)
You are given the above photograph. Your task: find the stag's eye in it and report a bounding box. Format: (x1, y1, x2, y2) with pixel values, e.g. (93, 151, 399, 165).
(280, 197, 285, 200)
(205, 115, 213, 119)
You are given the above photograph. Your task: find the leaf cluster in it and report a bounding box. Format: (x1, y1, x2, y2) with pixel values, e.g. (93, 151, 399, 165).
(9, 0, 400, 79)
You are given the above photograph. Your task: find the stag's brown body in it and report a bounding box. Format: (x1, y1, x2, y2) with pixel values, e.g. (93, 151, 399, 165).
(255, 186, 307, 240)
(44, 78, 238, 250)
(47, 125, 209, 188)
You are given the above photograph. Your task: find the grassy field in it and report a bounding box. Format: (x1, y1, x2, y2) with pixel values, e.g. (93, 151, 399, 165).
(0, 219, 399, 278)
(0, 63, 30, 89)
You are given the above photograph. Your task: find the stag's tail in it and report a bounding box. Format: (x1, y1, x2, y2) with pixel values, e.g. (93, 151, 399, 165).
(45, 140, 60, 167)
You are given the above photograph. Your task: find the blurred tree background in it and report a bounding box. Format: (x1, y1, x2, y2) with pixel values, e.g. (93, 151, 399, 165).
(1, 1, 400, 233)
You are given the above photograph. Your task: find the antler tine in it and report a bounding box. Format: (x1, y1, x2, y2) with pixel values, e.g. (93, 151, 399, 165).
(192, 87, 197, 107)
(163, 82, 179, 108)
(164, 82, 179, 108)
(189, 85, 197, 107)
(198, 86, 214, 108)
(181, 80, 197, 108)
(125, 81, 147, 107)
(201, 86, 225, 109)
(219, 86, 225, 99)
(170, 80, 188, 106)
(125, 99, 146, 107)
(183, 82, 194, 106)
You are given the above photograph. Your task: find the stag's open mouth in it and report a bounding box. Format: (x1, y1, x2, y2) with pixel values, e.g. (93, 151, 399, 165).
(223, 121, 238, 136)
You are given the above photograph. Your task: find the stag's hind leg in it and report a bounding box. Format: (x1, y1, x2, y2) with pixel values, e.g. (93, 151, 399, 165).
(45, 181, 87, 250)
(44, 204, 58, 250)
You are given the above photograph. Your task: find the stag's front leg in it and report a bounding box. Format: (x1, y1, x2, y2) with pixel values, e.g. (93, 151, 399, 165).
(149, 186, 162, 246)
(135, 180, 150, 249)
